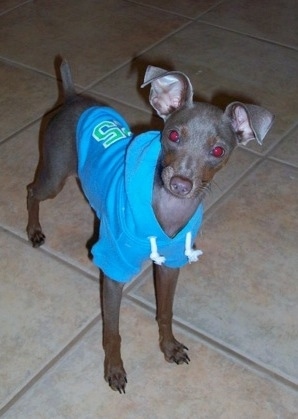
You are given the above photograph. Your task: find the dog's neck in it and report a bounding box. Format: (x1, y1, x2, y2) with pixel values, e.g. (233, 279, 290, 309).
(152, 173, 202, 238)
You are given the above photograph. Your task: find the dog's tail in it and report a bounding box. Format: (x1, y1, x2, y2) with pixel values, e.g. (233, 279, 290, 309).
(60, 59, 76, 99)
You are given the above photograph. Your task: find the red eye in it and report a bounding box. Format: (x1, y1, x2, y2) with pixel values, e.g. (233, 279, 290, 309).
(212, 146, 225, 158)
(169, 130, 179, 142)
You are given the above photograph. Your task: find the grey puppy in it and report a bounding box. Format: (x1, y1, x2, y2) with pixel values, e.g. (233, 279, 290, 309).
(27, 60, 274, 393)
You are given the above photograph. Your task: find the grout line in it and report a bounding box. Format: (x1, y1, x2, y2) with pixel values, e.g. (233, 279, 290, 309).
(0, 56, 87, 97)
(0, 116, 43, 146)
(1, 226, 152, 294)
(124, 0, 196, 20)
(0, 56, 91, 98)
(0, 56, 55, 79)
(0, 0, 31, 17)
(203, 128, 298, 219)
(122, 265, 153, 295)
(194, 0, 227, 19)
(1, 226, 100, 283)
(265, 120, 298, 155)
(264, 121, 298, 156)
(82, 89, 153, 117)
(203, 155, 263, 219)
(126, 294, 298, 392)
(0, 54, 129, 95)
(0, 56, 153, 125)
(267, 156, 298, 169)
(0, 315, 101, 416)
(124, 0, 226, 20)
(82, 20, 197, 91)
(196, 20, 298, 51)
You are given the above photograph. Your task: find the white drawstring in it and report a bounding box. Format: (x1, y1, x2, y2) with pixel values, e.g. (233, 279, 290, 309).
(185, 232, 203, 263)
(148, 232, 202, 266)
(148, 236, 166, 265)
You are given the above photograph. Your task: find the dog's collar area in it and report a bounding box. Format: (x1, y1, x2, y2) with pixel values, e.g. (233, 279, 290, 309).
(148, 232, 203, 266)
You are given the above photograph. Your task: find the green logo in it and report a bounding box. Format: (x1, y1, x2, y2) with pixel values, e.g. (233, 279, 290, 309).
(92, 120, 131, 148)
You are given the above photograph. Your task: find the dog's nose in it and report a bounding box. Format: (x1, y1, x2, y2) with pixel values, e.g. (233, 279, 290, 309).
(170, 176, 193, 196)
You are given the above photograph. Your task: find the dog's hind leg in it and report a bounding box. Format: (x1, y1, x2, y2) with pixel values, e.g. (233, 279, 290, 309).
(26, 171, 68, 247)
(27, 113, 78, 247)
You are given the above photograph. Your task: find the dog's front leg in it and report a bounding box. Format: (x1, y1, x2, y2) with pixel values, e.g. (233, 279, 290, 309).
(154, 265, 190, 365)
(102, 275, 127, 393)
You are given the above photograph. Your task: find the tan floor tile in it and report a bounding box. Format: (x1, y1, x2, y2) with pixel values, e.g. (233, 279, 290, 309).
(0, 0, 188, 86)
(204, 148, 259, 210)
(131, 160, 298, 383)
(0, 62, 59, 141)
(0, 230, 99, 408)
(0, 102, 157, 271)
(270, 126, 298, 167)
(201, 0, 298, 48)
(93, 23, 296, 153)
(2, 303, 297, 418)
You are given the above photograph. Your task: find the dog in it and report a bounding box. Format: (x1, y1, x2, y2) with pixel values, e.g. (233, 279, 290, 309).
(26, 60, 274, 393)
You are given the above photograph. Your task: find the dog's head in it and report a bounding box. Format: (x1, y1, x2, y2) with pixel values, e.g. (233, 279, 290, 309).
(142, 66, 274, 199)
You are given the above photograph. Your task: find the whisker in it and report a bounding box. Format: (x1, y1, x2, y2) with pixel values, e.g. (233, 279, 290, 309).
(211, 179, 223, 192)
(197, 182, 212, 199)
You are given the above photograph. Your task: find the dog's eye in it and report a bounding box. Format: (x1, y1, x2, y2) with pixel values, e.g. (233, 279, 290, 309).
(168, 130, 180, 142)
(211, 146, 225, 158)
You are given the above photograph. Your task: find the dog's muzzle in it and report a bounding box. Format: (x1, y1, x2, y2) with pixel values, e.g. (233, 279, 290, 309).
(169, 175, 193, 197)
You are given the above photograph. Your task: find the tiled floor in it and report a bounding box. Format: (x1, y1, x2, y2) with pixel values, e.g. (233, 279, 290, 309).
(0, 0, 297, 417)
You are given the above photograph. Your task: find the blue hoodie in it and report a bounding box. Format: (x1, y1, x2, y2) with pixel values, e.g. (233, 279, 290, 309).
(76, 106, 203, 282)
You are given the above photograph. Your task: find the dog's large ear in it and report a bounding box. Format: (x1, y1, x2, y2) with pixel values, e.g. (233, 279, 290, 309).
(225, 102, 274, 145)
(141, 66, 193, 120)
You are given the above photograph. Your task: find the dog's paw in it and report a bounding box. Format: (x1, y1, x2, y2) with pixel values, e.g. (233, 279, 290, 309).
(28, 229, 46, 248)
(161, 338, 190, 365)
(105, 365, 127, 394)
